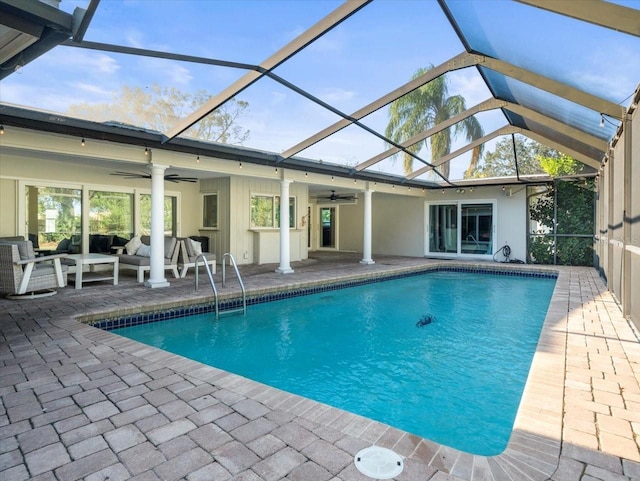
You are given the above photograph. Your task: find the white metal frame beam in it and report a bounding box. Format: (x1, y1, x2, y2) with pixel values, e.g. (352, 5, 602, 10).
(355, 98, 606, 173)
(515, 0, 640, 37)
(281, 51, 479, 159)
(163, 0, 370, 141)
(406, 126, 521, 180)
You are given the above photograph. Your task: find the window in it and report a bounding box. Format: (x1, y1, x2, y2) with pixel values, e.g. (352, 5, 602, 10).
(89, 190, 133, 239)
(26, 185, 82, 251)
(251, 194, 296, 228)
(202, 193, 218, 228)
(428, 201, 495, 256)
(140, 194, 177, 236)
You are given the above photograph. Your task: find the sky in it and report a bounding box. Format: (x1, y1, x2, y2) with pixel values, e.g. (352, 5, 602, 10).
(2, 0, 639, 181)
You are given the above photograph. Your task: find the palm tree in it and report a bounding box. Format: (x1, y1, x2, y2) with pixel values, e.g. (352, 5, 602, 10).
(385, 66, 484, 179)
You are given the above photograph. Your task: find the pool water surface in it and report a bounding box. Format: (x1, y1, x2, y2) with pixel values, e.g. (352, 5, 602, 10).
(113, 270, 556, 455)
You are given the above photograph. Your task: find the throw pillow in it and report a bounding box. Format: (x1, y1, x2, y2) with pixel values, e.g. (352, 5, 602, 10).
(190, 239, 202, 255)
(136, 243, 151, 257)
(125, 236, 142, 255)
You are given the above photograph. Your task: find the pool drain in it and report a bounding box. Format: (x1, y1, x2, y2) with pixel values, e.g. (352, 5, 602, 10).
(354, 446, 404, 479)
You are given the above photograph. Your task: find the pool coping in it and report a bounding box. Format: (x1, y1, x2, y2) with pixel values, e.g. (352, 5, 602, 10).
(75, 261, 566, 480)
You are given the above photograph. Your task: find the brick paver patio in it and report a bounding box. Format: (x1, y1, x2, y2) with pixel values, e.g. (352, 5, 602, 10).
(1, 253, 639, 480)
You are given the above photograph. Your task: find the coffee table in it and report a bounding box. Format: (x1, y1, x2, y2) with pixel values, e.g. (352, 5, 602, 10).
(66, 253, 119, 290)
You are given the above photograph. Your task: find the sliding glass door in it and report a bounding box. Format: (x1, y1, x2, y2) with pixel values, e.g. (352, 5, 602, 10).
(427, 201, 495, 257)
(26, 186, 82, 252)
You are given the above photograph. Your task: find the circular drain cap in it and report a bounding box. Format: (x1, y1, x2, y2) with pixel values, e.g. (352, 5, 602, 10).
(354, 446, 404, 479)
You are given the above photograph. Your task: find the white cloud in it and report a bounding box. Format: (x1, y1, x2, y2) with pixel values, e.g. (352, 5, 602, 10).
(448, 70, 491, 107)
(320, 88, 356, 103)
(45, 49, 120, 75)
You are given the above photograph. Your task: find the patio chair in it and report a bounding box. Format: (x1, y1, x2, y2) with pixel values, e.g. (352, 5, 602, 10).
(115, 235, 180, 283)
(0, 240, 68, 298)
(177, 237, 216, 278)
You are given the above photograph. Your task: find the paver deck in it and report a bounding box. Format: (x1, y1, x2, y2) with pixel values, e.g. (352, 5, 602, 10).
(1, 253, 639, 480)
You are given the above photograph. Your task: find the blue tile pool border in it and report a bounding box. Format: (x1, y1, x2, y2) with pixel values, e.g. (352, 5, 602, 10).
(91, 265, 557, 331)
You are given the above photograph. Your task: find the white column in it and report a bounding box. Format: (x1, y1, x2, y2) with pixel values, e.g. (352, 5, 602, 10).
(145, 163, 170, 288)
(276, 179, 294, 274)
(360, 189, 375, 265)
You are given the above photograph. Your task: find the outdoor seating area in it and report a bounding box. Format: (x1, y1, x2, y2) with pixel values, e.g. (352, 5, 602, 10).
(114, 235, 181, 283)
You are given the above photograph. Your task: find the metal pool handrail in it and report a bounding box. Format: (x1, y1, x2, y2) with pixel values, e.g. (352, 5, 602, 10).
(221, 252, 246, 316)
(194, 254, 219, 318)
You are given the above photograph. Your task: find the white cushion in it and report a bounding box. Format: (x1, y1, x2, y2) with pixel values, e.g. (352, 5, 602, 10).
(190, 239, 202, 255)
(125, 236, 142, 255)
(136, 243, 151, 257)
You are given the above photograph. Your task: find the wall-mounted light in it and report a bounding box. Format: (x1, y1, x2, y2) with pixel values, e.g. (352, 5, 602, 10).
(275, 167, 278, 173)
(81, 137, 85, 147)
(599, 114, 605, 128)
(469, 187, 474, 193)
(441, 189, 445, 194)
(0, 124, 4, 135)
(305, 172, 308, 178)
(196, 154, 200, 163)
(239, 162, 242, 168)
(455, 188, 465, 194)
(331, 176, 334, 181)
(144, 146, 148, 156)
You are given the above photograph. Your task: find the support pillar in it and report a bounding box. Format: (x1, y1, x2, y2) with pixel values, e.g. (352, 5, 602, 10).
(276, 179, 294, 274)
(145, 163, 170, 288)
(360, 189, 375, 265)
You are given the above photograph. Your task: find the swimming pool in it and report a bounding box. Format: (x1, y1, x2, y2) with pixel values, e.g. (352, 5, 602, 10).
(111, 269, 556, 456)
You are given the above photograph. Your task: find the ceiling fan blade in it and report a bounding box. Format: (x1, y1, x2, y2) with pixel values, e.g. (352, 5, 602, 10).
(110, 171, 150, 179)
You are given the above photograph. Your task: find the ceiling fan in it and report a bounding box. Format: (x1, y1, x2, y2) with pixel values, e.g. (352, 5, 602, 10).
(110, 171, 198, 183)
(316, 190, 357, 202)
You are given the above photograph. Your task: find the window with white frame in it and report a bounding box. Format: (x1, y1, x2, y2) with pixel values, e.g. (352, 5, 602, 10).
(250, 194, 296, 229)
(140, 194, 177, 236)
(21, 181, 179, 253)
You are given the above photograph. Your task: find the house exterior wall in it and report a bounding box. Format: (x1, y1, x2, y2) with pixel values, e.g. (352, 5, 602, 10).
(0, 178, 17, 236)
(2, 127, 531, 271)
(372, 193, 425, 257)
(226, 176, 309, 265)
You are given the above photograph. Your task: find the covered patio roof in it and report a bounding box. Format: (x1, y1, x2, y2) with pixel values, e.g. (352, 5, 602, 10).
(0, 0, 638, 188)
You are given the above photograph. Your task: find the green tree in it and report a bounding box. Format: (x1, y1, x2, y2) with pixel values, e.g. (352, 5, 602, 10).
(538, 153, 586, 177)
(467, 135, 556, 178)
(68, 84, 250, 144)
(385, 67, 484, 178)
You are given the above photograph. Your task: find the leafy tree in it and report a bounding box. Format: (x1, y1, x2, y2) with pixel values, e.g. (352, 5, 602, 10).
(466, 135, 559, 178)
(538, 153, 586, 177)
(68, 84, 250, 144)
(385, 67, 484, 178)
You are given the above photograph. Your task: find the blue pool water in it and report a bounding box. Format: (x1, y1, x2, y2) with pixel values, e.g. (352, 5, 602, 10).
(113, 270, 556, 455)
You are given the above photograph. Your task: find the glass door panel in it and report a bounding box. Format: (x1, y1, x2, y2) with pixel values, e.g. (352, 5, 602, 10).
(26, 186, 82, 253)
(429, 204, 457, 253)
(320, 207, 336, 249)
(461, 204, 493, 254)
